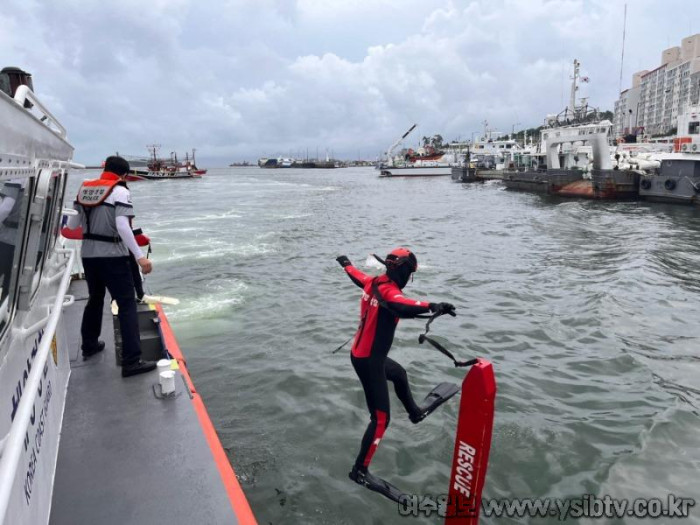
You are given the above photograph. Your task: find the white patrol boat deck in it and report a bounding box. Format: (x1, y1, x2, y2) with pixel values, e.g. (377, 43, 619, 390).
(49, 280, 251, 524)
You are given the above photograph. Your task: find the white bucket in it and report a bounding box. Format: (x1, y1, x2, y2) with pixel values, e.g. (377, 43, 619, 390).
(159, 370, 176, 395)
(157, 359, 171, 376)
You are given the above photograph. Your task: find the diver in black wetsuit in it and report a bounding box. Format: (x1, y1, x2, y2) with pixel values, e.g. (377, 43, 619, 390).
(337, 248, 458, 500)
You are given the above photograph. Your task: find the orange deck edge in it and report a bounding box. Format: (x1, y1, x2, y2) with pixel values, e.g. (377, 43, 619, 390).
(156, 304, 257, 525)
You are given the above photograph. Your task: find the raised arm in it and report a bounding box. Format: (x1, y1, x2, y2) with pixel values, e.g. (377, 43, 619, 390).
(380, 284, 432, 318)
(336, 255, 372, 289)
(378, 281, 456, 319)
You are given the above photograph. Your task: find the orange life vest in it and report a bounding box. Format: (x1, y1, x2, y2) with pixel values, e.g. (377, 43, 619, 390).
(76, 177, 121, 207)
(69, 172, 150, 246)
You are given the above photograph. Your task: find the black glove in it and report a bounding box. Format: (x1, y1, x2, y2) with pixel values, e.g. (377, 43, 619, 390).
(429, 302, 456, 316)
(336, 255, 352, 268)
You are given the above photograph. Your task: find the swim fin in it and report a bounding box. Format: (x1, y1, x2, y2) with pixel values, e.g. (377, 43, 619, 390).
(349, 467, 407, 504)
(410, 382, 460, 424)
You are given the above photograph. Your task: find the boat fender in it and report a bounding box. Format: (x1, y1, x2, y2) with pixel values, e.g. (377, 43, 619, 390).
(664, 179, 677, 191)
(693, 144, 698, 152)
(640, 178, 652, 190)
(61, 225, 151, 246)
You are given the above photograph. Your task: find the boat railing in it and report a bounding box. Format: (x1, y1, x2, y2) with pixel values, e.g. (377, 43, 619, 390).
(0, 246, 75, 522)
(12, 85, 67, 139)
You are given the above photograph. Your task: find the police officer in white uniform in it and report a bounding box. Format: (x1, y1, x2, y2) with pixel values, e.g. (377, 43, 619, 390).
(67, 156, 156, 377)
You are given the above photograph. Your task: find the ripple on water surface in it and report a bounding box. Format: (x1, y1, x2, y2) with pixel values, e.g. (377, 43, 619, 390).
(82, 168, 700, 524)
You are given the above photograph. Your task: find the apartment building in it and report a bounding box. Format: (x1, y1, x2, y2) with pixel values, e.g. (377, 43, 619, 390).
(614, 34, 700, 137)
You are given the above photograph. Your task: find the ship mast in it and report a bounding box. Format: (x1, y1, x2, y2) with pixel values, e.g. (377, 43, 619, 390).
(618, 3, 627, 95)
(147, 144, 161, 164)
(146, 143, 161, 170)
(569, 59, 580, 120)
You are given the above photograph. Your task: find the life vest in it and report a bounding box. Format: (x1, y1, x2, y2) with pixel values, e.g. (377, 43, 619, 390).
(76, 177, 122, 207)
(72, 173, 140, 244)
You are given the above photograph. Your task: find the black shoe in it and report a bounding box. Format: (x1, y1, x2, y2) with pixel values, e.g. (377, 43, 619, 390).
(409, 382, 460, 424)
(348, 465, 367, 485)
(409, 411, 423, 424)
(82, 341, 106, 360)
(121, 360, 157, 378)
(348, 466, 407, 503)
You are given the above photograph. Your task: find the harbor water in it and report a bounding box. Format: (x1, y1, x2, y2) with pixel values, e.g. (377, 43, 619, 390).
(71, 168, 700, 524)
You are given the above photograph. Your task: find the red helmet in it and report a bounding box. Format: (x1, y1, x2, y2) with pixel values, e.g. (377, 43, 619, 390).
(385, 247, 418, 272)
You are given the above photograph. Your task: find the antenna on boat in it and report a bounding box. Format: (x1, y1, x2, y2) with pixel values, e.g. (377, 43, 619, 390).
(618, 3, 627, 95)
(569, 59, 580, 120)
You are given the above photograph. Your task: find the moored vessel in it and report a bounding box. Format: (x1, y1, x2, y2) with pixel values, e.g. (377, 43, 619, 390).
(503, 60, 641, 200)
(125, 146, 205, 180)
(450, 150, 483, 183)
(377, 124, 453, 177)
(638, 154, 700, 205)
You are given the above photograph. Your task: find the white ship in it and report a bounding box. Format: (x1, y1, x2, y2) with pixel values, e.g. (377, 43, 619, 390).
(377, 124, 454, 177)
(0, 67, 256, 524)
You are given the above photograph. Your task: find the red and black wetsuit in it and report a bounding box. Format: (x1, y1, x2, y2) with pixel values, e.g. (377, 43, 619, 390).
(343, 264, 432, 471)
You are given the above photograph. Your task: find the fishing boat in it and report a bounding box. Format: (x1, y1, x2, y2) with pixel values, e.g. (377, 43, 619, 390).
(377, 125, 453, 177)
(185, 149, 207, 176)
(125, 146, 205, 180)
(0, 68, 255, 524)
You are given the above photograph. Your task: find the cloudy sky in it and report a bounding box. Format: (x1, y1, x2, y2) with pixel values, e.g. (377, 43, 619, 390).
(3, 0, 700, 165)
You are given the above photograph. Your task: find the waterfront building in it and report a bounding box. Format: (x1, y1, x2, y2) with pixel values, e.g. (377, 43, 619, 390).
(614, 33, 700, 137)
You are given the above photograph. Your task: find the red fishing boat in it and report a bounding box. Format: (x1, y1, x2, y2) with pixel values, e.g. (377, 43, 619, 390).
(121, 146, 206, 180)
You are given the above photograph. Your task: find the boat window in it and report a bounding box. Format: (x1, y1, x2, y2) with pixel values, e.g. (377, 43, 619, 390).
(48, 171, 66, 253)
(688, 121, 699, 134)
(33, 169, 61, 279)
(0, 177, 32, 338)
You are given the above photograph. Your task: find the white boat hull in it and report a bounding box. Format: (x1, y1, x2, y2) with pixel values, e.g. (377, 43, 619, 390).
(378, 165, 452, 177)
(0, 87, 74, 525)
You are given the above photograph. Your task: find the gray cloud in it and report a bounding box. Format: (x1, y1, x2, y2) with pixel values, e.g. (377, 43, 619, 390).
(2, 0, 699, 165)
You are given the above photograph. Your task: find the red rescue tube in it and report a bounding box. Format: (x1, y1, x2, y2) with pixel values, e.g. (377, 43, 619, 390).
(61, 226, 151, 247)
(445, 358, 496, 524)
(60, 226, 83, 240)
(131, 227, 151, 247)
